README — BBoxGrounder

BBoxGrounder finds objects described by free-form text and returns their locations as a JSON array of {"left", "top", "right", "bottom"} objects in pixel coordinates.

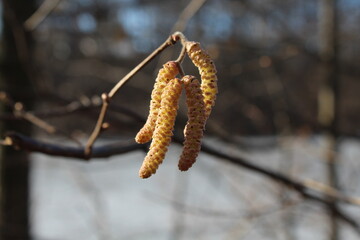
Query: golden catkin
[
  {"left": 178, "top": 76, "right": 206, "bottom": 171},
  {"left": 135, "top": 61, "right": 179, "bottom": 144},
  {"left": 139, "top": 78, "right": 182, "bottom": 178},
  {"left": 186, "top": 41, "right": 218, "bottom": 118}
]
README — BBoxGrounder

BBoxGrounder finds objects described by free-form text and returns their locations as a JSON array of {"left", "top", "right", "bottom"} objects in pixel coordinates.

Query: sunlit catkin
[
  {"left": 178, "top": 76, "right": 206, "bottom": 171},
  {"left": 135, "top": 61, "right": 179, "bottom": 144},
  {"left": 139, "top": 78, "right": 182, "bottom": 178},
  {"left": 186, "top": 41, "right": 218, "bottom": 118}
]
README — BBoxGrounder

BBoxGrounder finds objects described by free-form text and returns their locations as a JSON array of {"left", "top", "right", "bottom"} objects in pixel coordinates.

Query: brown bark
[{"left": 0, "top": 0, "right": 36, "bottom": 239}]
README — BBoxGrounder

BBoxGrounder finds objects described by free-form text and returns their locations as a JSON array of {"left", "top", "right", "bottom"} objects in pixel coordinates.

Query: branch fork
[{"left": 84, "top": 32, "right": 189, "bottom": 158}]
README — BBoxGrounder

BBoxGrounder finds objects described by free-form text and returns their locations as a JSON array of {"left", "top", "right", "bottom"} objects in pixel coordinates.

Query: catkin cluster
[{"left": 135, "top": 40, "right": 218, "bottom": 178}]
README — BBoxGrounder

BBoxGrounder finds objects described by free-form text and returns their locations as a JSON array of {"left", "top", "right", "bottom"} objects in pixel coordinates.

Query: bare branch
[
  {"left": 2, "top": 130, "right": 360, "bottom": 232},
  {"left": 3, "top": 131, "right": 360, "bottom": 211},
  {"left": 84, "top": 32, "right": 189, "bottom": 157},
  {"left": 3, "top": 132, "right": 146, "bottom": 159}
]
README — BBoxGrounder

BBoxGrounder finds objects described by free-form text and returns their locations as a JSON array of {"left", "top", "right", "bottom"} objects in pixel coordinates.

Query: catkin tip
[
  {"left": 178, "top": 163, "right": 191, "bottom": 172},
  {"left": 139, "top": 168, "right": 152, "bottom": 178}
]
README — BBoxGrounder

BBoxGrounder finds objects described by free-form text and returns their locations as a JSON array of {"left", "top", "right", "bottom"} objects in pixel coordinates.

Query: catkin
[
  {"left": 178, "top": 76, "right": 206, "bottom": 171},
  {"left": 139, "top": 78, "right": 182, "bottom": 178},
  {"left": 186, "top": 41, "right": 218, "bottom": 118},
  {"left": 135, "top": 61, "right": 179, "bottom": 144}
]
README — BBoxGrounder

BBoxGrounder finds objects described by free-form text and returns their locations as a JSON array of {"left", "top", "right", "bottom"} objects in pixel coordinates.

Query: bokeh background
[{"left": 0, "top": 0, "right": 360, "bottom": 239}]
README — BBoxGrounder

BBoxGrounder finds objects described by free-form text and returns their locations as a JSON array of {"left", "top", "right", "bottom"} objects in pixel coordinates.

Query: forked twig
[{"left": 0, "top": 91, "right": 82, "bottom": 146}]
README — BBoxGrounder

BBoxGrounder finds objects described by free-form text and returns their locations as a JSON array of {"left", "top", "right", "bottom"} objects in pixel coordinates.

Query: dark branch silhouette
[
  {"left": 2, "top": 131, "right": 360, "bottom": 233},
  {"left": 3, "top": 132, "right": 147, "bottom": 159}
]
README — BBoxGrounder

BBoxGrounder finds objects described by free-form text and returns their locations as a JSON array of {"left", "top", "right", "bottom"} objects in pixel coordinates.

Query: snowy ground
[{"left": 30, "top": 136, "right": 360, "bottom": 240}]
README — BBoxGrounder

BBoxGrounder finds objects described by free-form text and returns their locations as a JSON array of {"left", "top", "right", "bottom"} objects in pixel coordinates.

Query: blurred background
[{"left": 0, "top": 0, "right": 360, "bottom": 239}]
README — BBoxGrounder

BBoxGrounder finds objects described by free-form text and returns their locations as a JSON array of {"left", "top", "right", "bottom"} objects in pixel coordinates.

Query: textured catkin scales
[
  {"left": 178, "top": 76, "right": 206, "bottom": 171},
  {"left": 186, "top": 41, "right": 218, "bottom": 118},
  {"left": 135, "top": 61, "right": 179, "bottom": 144},
  {"left": 139, "top": 78, "right": 182, "bottom": 178}
]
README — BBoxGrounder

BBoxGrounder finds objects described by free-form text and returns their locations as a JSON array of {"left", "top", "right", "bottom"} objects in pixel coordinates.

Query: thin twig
[
  {"left": 176, "top": 46, "right": 187, "bottom": 64},
  {"left": 84, "top": 32, "right": 187, "bottom": 157},
  {"left": 176, "top": 62, "right": 185, "bottom": 78},
  {"left": 12, "top": 101, "right": 56, "bottom": 134},
  {"left": 153, "top": 192, "right": 300, "bottom": 219},
  {"left": 174, "top": 33, "right": 187, "bottom": 78},
  {"left": 303, "top": 179, "right": 360, "bottom": 206},
  {"left": 108, "top": 34, "right": 179, "bottom": 98},
  {"left": 24, "top": 0, "right": 62, "bottom": 31},
  {"left": 84, "top": 93, "right": 109, "bottom": 157},
  {"left": 155, "top": 0, "right": 207, "bottom": 68},
  {"left": 20, "top": 111, "right": 56, "bottom": 134},
  {"left": 173, "top": 31, "right": 188, "bottom": 63},
  {"left": 1, "top": 92, "right": 82, "bottom": 146},
  {"left": 171, "top": 0, "right": 209, "bottom": 33}
]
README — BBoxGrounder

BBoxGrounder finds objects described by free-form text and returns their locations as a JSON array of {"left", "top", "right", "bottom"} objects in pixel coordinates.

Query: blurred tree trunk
[
  {"left": 318, "top": 0, "right": 340, "bottom": 240},
  {"left": 0, "top": 0, "right": 36, "bottom": 239}
]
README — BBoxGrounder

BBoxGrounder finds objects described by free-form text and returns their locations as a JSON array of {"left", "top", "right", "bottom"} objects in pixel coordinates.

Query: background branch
[
  {"left": 171, "top": 0, "right": 209, "bottom": 33},
  {"left": 3, "top": 131, "right": 360, "bottom": 210},
  {"left": 2, "top": 130, "right": 360, "bottom": 233},
  {"left": 24, "top": 0, "right": 62, "bottom": 31},
  {"left": 3, "top": 132, "right": 147, "bottom": 159}
]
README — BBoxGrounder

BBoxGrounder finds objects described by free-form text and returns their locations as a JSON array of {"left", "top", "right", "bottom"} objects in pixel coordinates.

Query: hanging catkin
[
  {"left": 186, "top": 41, "right": 218, "bottom": 119},
  {"left": 135, "top": 61, "right": 179, "bottom": 144},
  {"left": 139, "top": 78, "right": 182, "bottom": 178},
  {"left": 178, "top": 75, "right": 206, "bottom": 171}
]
